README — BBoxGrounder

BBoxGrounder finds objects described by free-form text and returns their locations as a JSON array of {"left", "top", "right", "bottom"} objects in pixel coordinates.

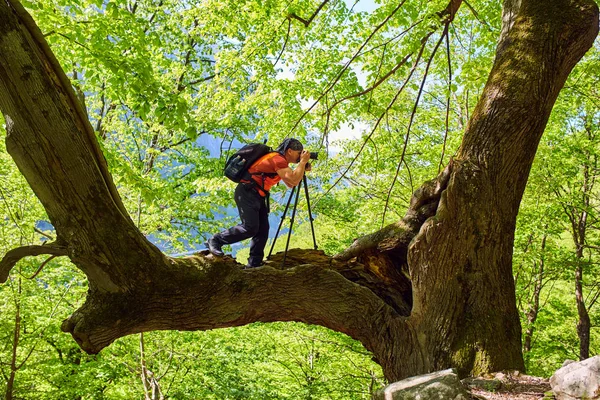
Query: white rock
[
  {"left": 374, "top": 369, "right": 470, "bottom": 400},
  {"left": 550, "top": 355, "right": 600, "bottom": 400}
]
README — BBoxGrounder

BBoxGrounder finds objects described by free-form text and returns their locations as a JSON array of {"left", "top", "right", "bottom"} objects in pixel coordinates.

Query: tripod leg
[
  {"left": 282, "top": 178, "right": 302, "bottom": 268},
  {"left": 268, "top": 186, "right": 296, "bottom": 259},
  {"left": 303, "top": 175, "right": 318, "bottom": 250}
]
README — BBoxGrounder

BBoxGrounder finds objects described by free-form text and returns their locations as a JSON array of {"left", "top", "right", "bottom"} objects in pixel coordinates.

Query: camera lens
[{"left": 309, "top": 152, "right": 318, "bottom": 160}]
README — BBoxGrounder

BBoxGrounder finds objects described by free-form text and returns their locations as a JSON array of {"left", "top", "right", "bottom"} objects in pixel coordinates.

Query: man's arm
[{"left": 278, "top": 151, "right": 310, "bottom": 187}]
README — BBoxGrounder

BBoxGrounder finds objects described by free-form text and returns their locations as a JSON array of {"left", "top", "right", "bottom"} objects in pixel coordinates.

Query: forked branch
[
  {"left": 288, "top": 0, "right": 331, "bottom": 27},
  {"left": 0, "top": 243, "right": 68, "bottom": 283}
]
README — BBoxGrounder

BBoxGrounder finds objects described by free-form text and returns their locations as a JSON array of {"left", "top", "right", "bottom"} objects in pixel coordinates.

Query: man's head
[{"left": 277, "top": 138, "right": 304, "bottom": 163}]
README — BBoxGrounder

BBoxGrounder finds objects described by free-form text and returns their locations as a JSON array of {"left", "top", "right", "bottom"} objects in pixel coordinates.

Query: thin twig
[
  {"left": 16, "top": 277, "right": 76, "bottom": 370},
  {"left": 34, "top": 227, "right": 54, "bottom": 241},
  {"left": 360, "top": 19, "right": 423, "bottom": 57},
  {"left": 367, "top": 44, "right": 387, "bottom": 113},
  {"left": 312, "top": 38, "right": 428, "bottom": 208},
  {"left": 330, "top": 52, "right": 413, "bottom": 112},
  {"left": 274, "top": 18, "right": 292, "bottom": 67},
  {"left": 56, "top": 31, "right": 91, "bottom": 51},
  {"left": 187, "top": 75, "right": 216, "bottom": 86},
  {"left": 463, "top": 0, "right": 494, "bottom": 31},
  {"left": 0, "top": 186, "right": 28, "bottom": 240},
  {"left": 22, "top": 255, "right": 56, "bottom": 280},
  {"left": 288, "top": 0, "right": 409, "bottom": 136}
]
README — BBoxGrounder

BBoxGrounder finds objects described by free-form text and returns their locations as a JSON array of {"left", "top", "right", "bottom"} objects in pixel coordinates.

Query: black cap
[{"left": 276, "top": 138, "right": 303, "bottom": 155}]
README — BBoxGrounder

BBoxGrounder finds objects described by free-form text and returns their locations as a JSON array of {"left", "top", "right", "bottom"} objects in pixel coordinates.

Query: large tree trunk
[
  {"left": 0, "top": 0, "right": 598, "bottom": 382},
  {"left": 385, "top": 0, "right": 598, "bottom": 377}
]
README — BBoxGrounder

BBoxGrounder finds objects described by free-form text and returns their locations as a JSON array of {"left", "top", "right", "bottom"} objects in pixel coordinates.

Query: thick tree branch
[
  {"left": 4, "top": 0, "right": 130, "bottom": 221},
  {"left": 58, "top": 250, "right": 418, "bottom": 378},
  {"left": 0, "top": 243, "right": 68, "bottom": 283}
]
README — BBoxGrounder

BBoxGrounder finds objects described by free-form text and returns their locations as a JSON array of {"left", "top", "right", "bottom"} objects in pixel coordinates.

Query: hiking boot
[
  {"left": 206, "top": 237, "right": 224, "bottom": 257},
  {"left": 244, "top": 261, "right": 265, "bottom": 269}
]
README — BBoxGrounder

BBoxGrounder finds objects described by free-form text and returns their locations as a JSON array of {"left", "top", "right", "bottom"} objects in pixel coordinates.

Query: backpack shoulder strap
[{"left": 249, "top": 152, "right": 282, "bottom": 177}]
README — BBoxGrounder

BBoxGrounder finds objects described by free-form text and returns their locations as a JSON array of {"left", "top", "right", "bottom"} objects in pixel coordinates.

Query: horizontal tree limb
[{"left": 59, "top": 250, "right": 414, "bottom": 366}]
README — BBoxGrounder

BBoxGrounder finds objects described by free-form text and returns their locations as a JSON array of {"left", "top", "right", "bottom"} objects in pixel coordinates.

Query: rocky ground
[{"left": 465, "top": 372, "right": 552, "bottom": 400}]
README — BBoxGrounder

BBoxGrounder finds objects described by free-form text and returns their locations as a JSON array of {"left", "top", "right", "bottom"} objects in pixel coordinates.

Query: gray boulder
[
  {"left": 373, "top": 369, "right": 470, "bottom": 400},
  {"left": 550, "top": 355, "right": 600, "bottom": 400}
]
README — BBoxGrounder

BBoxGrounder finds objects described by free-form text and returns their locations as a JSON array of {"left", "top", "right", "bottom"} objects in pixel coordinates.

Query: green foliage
[{"left": 1, "top": 0, "right": 600, "bottom": 396}]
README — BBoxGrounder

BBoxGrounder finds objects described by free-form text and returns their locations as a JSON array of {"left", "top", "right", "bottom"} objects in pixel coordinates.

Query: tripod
[{"left": 267, "top": 175, "right": 317, "bottom": 267}]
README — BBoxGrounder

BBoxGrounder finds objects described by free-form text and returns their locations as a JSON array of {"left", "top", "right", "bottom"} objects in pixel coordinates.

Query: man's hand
[
  {"left": 305, "top": 162, "right": 312, "bottom": 172},
  {"left": 299, "top": 150, "right": 310, "bottom": 164}
]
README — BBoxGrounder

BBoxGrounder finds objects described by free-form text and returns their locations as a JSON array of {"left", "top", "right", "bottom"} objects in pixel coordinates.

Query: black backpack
[{"left": 224, "top": 143, "right": 278, "bottom": 184}]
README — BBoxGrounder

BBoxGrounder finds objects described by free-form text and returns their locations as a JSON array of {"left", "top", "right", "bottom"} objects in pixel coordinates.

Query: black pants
[{"left": 215, "top": 183, "right": 269, "bottom": 267}]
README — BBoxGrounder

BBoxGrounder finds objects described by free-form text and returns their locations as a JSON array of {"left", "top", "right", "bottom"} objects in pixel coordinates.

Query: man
[{"left": 207, "top": 138, "right": 311, "bottom": 268}]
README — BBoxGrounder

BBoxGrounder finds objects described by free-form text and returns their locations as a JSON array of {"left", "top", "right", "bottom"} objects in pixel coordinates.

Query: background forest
[{"left": 0, "top": 0, "right": 599, "bottom": 398}]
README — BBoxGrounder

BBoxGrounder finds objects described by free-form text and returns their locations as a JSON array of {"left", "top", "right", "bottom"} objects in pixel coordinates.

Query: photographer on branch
[{"left": 207, "top": 138, "right": 313, "bottom": 268}]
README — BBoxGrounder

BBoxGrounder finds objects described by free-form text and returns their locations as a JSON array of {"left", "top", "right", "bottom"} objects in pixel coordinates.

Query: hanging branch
[
  {"left": 381, "top": 26, "right": 448, "bottom": 228},
  {"left": 439, "top": 27, "right": 453, "bottom": 173},
  {"left": 274, "top": 18, "right": 292, "bottom": 67},
  {"left": 367, "top": 45, "right": 388, "bottom": 113},
  {"left": 22, "top": 255, "right": 57, "bottom": 280},
  {"left": 289, "top": 0, "right": 463, "bottom": 137},
  {"left": 312, "top": 38, "right": 428, "bottom": 208},
  {"left": 319, "top": 94, "right": 332, "bottom": 150},
  {"left": 289, "top": 0, "right": 409, "bottom": 135},
  {"left": 368, "top": 135, "right": 381, "bottom": 190},
  {"left": 288, "top": 0, "right": 331, "bottom": 28}
]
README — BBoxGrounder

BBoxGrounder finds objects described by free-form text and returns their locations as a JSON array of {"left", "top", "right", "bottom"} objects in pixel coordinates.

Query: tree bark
[
  {"left": 523, "top": 234, "right": 547, "bottom": 353},
  {"left": 562, "top": 132, "right": 595, "bottom": 360},
  {"left": 575, "top": 261, "right": 591, "bottom": 360},
  {"left": 0, "top": 0, "right": 598, "bottom": 382}
]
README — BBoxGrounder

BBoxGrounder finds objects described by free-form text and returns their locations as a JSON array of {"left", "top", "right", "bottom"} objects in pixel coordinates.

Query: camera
[{"left": 295, "top": 151, "right": 319, "bottom": 163}]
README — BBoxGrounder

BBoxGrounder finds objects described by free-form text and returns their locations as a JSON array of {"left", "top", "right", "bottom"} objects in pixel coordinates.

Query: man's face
[{"left": 285, "top": 148, "right": 302, "bottom": 163}]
